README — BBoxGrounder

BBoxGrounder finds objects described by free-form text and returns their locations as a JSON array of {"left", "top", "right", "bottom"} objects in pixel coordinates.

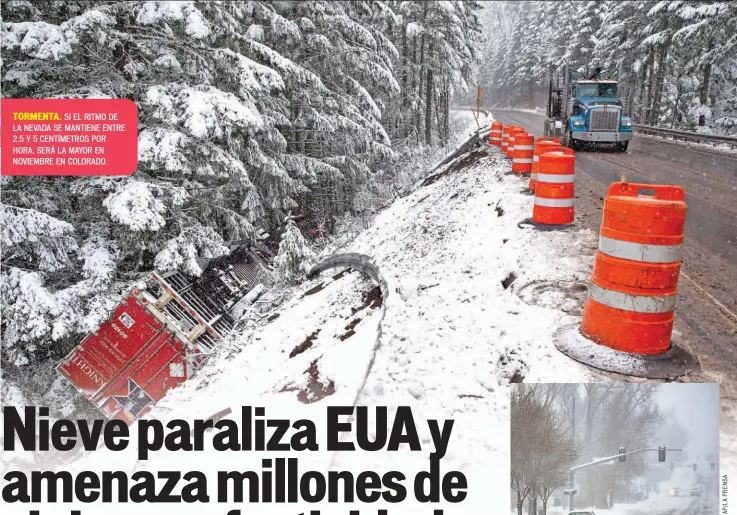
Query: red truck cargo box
[
  {"left": 56, "top": 244, "right": 273, "bottom": 423},
  {"left": 57, "top": 293, "right": 190, "bottom": 422}
]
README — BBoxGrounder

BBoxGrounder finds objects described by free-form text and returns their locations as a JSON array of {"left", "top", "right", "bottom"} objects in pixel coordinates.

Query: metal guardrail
[
  {"left": 633, "top": 124, "right": 737, "bottom": 149},
  {"left": 307, "top": 253, "right": 389, "bottom": 301}
]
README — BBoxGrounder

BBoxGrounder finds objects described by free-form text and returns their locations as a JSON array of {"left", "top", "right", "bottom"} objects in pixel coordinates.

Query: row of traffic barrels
[
  {"left": 490, "top": 121, "right": 574, "bottom": 224},
  {"left": 488, "top": 120, "right": 688, "bottom": 358}
]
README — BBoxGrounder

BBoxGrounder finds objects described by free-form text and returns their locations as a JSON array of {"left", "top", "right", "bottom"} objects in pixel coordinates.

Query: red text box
[{"left": 1, "top": 98, "right": 138, "bottom": 176}]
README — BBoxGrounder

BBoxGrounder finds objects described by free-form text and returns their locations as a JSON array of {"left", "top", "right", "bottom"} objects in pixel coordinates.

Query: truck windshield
[{"left": 577, "top": 83, "right": 617, "bottom": 98}]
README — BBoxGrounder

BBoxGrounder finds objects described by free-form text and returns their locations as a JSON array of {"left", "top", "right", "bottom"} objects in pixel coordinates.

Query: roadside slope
[{"left": 17, "top": 134, "right": 600, "bottom": 515}]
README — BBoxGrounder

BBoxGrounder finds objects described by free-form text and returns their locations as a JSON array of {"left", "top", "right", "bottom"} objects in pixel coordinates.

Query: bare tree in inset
[
  {"left": 536, "top": 429, "right": 579, "bottom": 515},
  {"left": 512, "top": 385, "right": 579, "bottom": 515},
  {"left": 579, "top": 384, "right": 662, "bottom": 508}
]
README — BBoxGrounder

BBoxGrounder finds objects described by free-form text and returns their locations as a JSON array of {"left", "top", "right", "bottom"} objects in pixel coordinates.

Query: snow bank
[{"left": 329, "top": 145, "right": 596, "bottom": 513}]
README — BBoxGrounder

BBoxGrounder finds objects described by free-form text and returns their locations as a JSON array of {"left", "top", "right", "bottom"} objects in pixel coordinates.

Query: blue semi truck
[{"left": 543, "top": 63, "right": 633, "bottom": 152}]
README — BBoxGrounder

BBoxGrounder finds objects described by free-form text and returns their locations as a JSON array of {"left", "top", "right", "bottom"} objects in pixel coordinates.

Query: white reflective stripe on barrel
[
  {"left": 588, "top": 283, "right": 677, "bottom": 314},
  {"left": 533, "top": 155, "right": 539, "bottom": 162},
  {"left": 536, "top": 173, "right": 575, "bottom": 183},
  {"left": 530, "top": 172, "right": 537, "bottom": 181},
  {"left": 533, "top": 197, "right": 574, "bottom": 207},
  {"left": 512, "top": 158, "right": 533, "bottom": 164},
  {"left": 599, "top": 235, "right": 683, "bottom": 264},
  {"left": 514, "top": 145, "right": 534, "bottom": 150}
]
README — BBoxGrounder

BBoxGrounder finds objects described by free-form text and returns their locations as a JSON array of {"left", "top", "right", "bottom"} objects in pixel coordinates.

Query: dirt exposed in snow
[
  {"left": 356, "top": 285, "right": 383, "bottom": 312},
  {"left": 494, "top": 199, "right": 505, "bottom": 216},
  {"left": 420, "top": 147, "right": 488, "bottom": 187},
  {"left": 290, "top": 329, "right": 320, "bottom": 358},
  {"left": 302, "top": 281, "right": 326, "bottom": 296},
  {"left": 280, "top": 358, "right": 336, "bottom": 404},
  {"left": 298, "top": 359, "right": 337, "bottom": 403},
  {"left": 501, "top": 271, "right": 517, "bottom": 289},
  {"left": 331, "top": 268, "right": 349, "bottom": 280},
  {"left": 340, "top": 318, "right": 362, "bottom": 341}
]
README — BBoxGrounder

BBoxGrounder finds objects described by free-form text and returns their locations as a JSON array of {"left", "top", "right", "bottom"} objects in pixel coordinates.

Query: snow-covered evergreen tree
[
  {"left": 479, "top": 1, "right": 736, "bottom": 134},
  {"left": 0, "top": 1, "right": 484, "bottom": 369},
  {"left": 390, "top": 1, "right": 484, "bottom": 144},
  {"left": 273, "top": 217, "right": 317, "bottom": 286}
]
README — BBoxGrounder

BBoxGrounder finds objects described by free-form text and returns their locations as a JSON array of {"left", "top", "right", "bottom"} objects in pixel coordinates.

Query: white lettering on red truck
[
  {"left": 110, "top": 322, "right": 128, "bottom": 339},
  {"left": 70, "top": 353, "right": 106, "bottom": 386}
]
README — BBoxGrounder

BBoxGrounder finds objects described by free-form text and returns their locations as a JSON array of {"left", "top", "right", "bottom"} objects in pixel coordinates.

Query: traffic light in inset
[
  {"left": 619, "top": 446, "right": 626, "bottom": 462},
  {"left": 658, "top": 446, "right": 666, "bottom": 462},
  {"left": 693, "top": 463, "right": 697, "bottom": 471}
]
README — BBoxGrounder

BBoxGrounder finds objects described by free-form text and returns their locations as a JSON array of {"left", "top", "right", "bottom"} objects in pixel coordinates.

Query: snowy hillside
[
  {"left": 3, "top": 112, "right": 735, "bottom": 514},
  {"left": 3, "top": 112, "right": 604, "bottom": 515}
]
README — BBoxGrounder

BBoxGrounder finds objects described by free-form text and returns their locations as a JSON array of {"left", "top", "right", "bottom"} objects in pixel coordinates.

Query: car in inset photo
[{"left": 669, "top": 487, "right": 681, "bottom": 496}]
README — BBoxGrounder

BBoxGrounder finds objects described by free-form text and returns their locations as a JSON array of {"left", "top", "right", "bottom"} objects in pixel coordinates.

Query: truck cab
[{"left": 545, "top": 64, "right": 633, "bottom": 152}]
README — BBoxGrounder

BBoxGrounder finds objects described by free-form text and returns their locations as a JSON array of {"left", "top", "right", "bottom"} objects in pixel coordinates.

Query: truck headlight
[
  {"left": 573, "top": 120, "right": 585, "bottom": 127},
  {"left": 622, "top": 120, "right": 632, "bottom": 127}
]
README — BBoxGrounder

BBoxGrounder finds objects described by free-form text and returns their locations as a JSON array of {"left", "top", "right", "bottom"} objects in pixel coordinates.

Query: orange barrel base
[
  {"left": 532, "top": 203, "right": 574, "bottom": 224},
  {"left": 580, "top": 296, "right": 673, "bottom": 355}
]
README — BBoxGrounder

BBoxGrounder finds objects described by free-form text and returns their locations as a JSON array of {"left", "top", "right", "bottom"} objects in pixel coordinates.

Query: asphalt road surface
[{"left": 492, "top": 109, "right": 737, "bottom": 462}]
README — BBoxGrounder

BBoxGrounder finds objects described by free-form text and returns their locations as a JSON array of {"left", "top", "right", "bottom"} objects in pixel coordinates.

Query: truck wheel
[{"left": 616, "top": 141, "right": 630, "bottom": 152}]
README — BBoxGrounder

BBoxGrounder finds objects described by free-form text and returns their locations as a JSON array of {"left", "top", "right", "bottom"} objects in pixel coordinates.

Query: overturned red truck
[{"left": 56, "top": 243, "right": 273, "bottom": 424}]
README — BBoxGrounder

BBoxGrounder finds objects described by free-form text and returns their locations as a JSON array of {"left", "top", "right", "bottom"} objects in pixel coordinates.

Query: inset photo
[{"left": 510, "top": 383, "right": 719, "bottom": 515}]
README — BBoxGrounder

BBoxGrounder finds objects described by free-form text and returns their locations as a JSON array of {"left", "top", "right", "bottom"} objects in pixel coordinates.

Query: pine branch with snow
[{"left": 273, "top": 219, "right": 317, "bottom": 286}]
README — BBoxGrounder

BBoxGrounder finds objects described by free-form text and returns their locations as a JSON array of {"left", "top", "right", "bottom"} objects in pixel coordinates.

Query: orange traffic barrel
[
  {"left": 489, "top": 121, "right": 503, "bottom": 146},
  {"left": 529, "top": 138, "right": 561, "bottom": 191},
  {"left": 501, "top": 126, "right": 511, "bottom": 152},
  {"left": 532, "top": 149, "right": 575, "bottom": 225},
  {"left": 580, "top": 183, "right": 687, "bottom": 355},
  {"left": 506, "top": 128, "right": 525, "bottom": 159},
  {"left": 502, "top": 125, "right": 519, "bottom": 153},
  {"left": 511, "top": 133, "right": 534, "bottom": 173}
]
